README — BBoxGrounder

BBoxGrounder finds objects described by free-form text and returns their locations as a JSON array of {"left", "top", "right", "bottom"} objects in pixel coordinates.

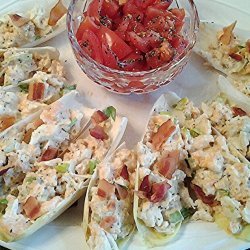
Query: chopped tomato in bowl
[{"left": 67, "top": 0, "right": 199, "bottom": 93}]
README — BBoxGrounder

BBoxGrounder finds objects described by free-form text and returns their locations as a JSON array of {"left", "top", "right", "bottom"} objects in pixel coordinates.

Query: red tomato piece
[
  {"left": 153, "top": 0, "right": 173, "bottom": 10},
  {"left": 87, "top": 0, "right": 104, "bottom": 22},
  {"left": 101, "top": 0, "right": 120, "bottom": 18},
  {"left": 119, "top": 52, "right": 144, "bottom": 71},
  {"left": 101, "top": 44, "right": 119, "bottom": 69},
  {"left": 127, "top": 20, "right": 146, "bottom": 33},
  {"left": 170, "top": 8, "right": 185, "bottom": 21},
  {"left": 76, "top": 16, "right": 100, "bottom": 41},
  {"left": 145, "top": 30, "right": 164, "bottom": 47},
  {"left": 127, "top": 31, "right": 151, "bottom": 53},
  {"left": 99, "top": 26, "right": 133, "bottom": 59},
  {"left": 123, "top": 0, "right": 144, "bottom": 22},
  {"left": 115, "top": 17, "right": 131, "bottom": 40},
  {"left": 80, "top": 29, "right": 104, "bottom": 64},
  {"left": 145, "top": 16, "right": 169, "bottom": 33},
  {"left": 135, "top": 0, "right": 156, "bottom": 9}
]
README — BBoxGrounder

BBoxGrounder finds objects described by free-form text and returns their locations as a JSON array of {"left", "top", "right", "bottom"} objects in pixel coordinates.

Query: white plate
[{"left": 2, "top": 0, "right": 250, "bottom": 249}]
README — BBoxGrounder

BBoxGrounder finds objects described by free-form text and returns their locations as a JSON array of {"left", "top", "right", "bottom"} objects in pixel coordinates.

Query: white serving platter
[{"left": 1, "top": 0, "right": 250, "bottom": 249}]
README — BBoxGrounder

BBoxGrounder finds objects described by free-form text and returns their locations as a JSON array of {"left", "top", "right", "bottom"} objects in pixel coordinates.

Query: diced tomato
[
  {"left": 87, "top": 0, "right": 104, "bottom": 22},
  {"left": 97, "top": 179, "right": 115, "bottom": 198},
  {"left": 192, "top": 184, "right": 219, "bottom": 207},
  {"left": 232, "top": 107, "right": 247, "bottom": 117},
  {"left": 127, "top": 32, "right": 151, "bottom": 53},
  {"left": 127, "top": 20, "right": 146, "bottom": 33},
  {"left": 150, "top": 181, "right": 170, "bottom": 203},
  {"left": 98, "top": 26, "right": 133, "bottom": 60},
  {"left": 91, "top": 110, "right": 108, "bottom": 124},
  {"left": 89, "top": 125, "right": 109, "bottom": 140},
  {"left": 76, "top": 16, "right": 100, "bottom": 41},
  {"left": 145, "top": 6, "right": 165, "bottom": 20},
  {"left": 135, "top": 0, "right": 156, "bottom": 9},
  {"left": 76, "top": 0, "right": 185, "bottom": 71},
  {"left": 139, "top": 175, "right": 151, "bottom": 194},
  {"left": 151, "top": 119, "right": 176, "bottom": 150},
  {"left": 23, "top": 196, "right": 41, "bottom": 220},
  {"left": 40, "top": 147, "right": 58, "bottom": 161},
  {"left": 175, "top": 19, "right": 184, "bottom": 33},
  {"left": 115, "top": 183, "right": 128, "bottom": 199},
  {"left": 128, "top": 80, "right": 146, "bottom": 88},
  {"left": 80, "top": 29, "right": 103, "bottom": 64},
  {"left": 146, "top": 41, "right": 174, "bottom": 68},
  {"left": 152, "top": 0, "right": 173, "bottom": 10},
  {"left": 101, "top": 0, "right": 120, "bottom": 18},
  {"left": 0, "top": 116, "right": 15, "bottom": 132},
  {"left": 171, "top": 8, "right": 185, "bottom": 21},
  {"left": 28, "top": 82, "right": 45, "bottom": 101},
  {"left": 145, "top": 16, "right": 169, "bottom": 33},
  {"left": 120, "top": 165, "right": 129, "bottom": 180},
  {"left": 146, "top": 30, "right": 164, "bottom": 47},
  {"left": 123, "top": 0, "right": 144, "bottom": 22},
  {"left": 101, "top": 44, "right": 119, "bottom": 69},
  {"left": 100, "top": 216, "right": 117, "bottom": 229},
  {"left": 115, "top": 17, "right": 131, "bottom": 40}
]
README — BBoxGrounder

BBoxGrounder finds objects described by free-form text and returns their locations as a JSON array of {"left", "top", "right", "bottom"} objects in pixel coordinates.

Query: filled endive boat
[
  {"left": 0, "top": 0, "right": 69, "bottom": 49},
  {"left": 0, "top": 46, "right": 64, "bottom": 86},
  {"left": 194, "top": 21, "right": 250, "bottom": 99},
  {"left": 0, "top": 46, "right": 74, "bottom": 133},
  {"left": 167, "top": 93, "right": 250, "bottom": 241},
  {"left": 83, "top": 143, "right": 137, "bottom": 250},
  {"left": 133, "top": 94, "right": 195, "bottom": 247},
  {"left": 202, "top": 77, "right": 250, "bottom": 161},
  {"left": 0, "top": 91, "right": 93, "bottom": 242}
]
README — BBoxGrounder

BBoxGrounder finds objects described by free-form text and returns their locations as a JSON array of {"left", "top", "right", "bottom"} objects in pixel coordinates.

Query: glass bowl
[{"left": 67, "top": 0, "right": 199, "bottom": 94}]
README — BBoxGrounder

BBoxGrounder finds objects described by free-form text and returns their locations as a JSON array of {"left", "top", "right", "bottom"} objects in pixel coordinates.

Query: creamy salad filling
[
  {"left": 202, "top": 97, "right": 250, "bottom": 159},
  {"left": 0, "top": 48, "right": 64, "bottom": 86},
  {"left": 136, "top": 111, "right": 194, "bottom": 235},
  {"left": 171, "top": 97, "right": 250, "bottom": 235},
  {"left": 64, "top": 107, "right": 118, "bottom": 176},
  {"left": 0, "top": 4, "right": 66, "bottom": 49},
  {"left": 87, "top": 148, "right": 136, "bottom": 250}
]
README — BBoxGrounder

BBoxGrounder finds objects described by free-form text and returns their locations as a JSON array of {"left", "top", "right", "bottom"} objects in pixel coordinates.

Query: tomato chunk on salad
[{"left": 76, "top": 0, "right": 187, "bottom": 71}]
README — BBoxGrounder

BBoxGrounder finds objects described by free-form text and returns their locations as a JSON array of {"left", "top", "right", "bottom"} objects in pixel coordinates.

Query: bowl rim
[{"left": 67, "top": 0, "right": 200, "bottom": 76}]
